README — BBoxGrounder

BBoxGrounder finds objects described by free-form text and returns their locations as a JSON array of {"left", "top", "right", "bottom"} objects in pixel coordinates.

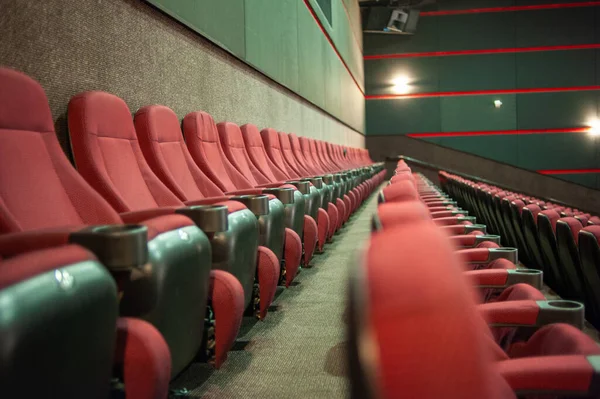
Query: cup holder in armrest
[
  {"left": 261, "top": 188, "right": 295, "bottom": 204},
  {"left": 458, "top": 216, "right": 477, "bottom": 224},
  {"left": 506, "top": 269, "right": 543, "bottom": 289},
  {"left": 322, "top": 174, "right": 334, "bottom": 185},
  {"left": 465, "top": 224, "right": 487, "bottom": 234},
  {"left": 333, "top": 174, "right": 342, "bottom": 183},
  {"left": 287, "top": 180, "right": 310, "bottom": 194},
  {"left": 537, "top": 300, "right": 584, "bottom": 329},
  {"left": 69, "top": 225, "right": 148, "bottom": 271},
  {"left": 475, "top": 235, "right": 500, "bottom": 246},
  {"left": 229, "top": 195, "right": 269, "bottom": 216},
  {"left": 450, "top": 210, "right": 468, "bottom": 216},
  {"left": 302, "top": 177, "right": 323, "bottom": 189},
  {"left": 176, "top": 205, "right": 228, "bottom": 233},
  {"left": 488, "top": 247, "right": 518, "bottom": 264}
]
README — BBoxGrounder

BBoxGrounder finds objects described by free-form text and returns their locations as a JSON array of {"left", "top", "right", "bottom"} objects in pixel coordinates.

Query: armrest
[
  {"left": 457, "top": 247, "right": 518, "bottom": 265},
  {"left": 440, "top": 224, "right": 487, "bottom": 235},
  {"left": 0, "top": 228, "right": 78, "bottom": 258},
  {"left": 497, "top": 355, "right": 600, "bottom": 397},
  {"left": 479, "top": 300, "right": 584, "bottom": 329},
  {"left": 184, "top": 196, "right": 235, "bottom": 206},
  {"left": 434, "top": 216, "right": 476, "bottom": 226},
  {"left": 465, "top": 269, "right": 543, "bottom": 289},
  {"left": 119, "top": 207, "right": 179, "bottom": 224}
]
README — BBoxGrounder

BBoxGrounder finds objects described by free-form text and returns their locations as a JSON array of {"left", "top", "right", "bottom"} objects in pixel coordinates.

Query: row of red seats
[
  {"left": 439, "top": 171, "right": 600, "bottom": 330},
  {"left": 346, "top": 160, "right": 600, "bottom": 398},
  {"left": 0, "top": 68, "right": 386, "bottom": 398}
]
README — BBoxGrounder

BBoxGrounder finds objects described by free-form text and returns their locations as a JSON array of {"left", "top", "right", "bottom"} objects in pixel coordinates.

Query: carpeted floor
[{"left": 171, "top": 192, "right": 378, "bottom": 398}]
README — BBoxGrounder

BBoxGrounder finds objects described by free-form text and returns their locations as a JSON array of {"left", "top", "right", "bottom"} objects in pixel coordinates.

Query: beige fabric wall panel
[{"left": 0, "top": 0, "right": 364, "bottom": 152}]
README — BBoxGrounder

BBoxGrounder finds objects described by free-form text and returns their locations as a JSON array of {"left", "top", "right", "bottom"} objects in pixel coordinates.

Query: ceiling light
[
  {"left": 588, "top": 119, "right": 600, "bottom": 136},
  {"left": 391, "top": 77, "right": 411, "bottom": 94},
  {"left": 494, "top": 100, "right": 502, "bottom": 108}
]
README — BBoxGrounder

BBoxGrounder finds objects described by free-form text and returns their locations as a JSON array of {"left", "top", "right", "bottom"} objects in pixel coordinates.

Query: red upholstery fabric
[
  {"left": 0, "top": 69, "right": 121, "bottom": 233},
  {"left": 289, "top": 133, "right": 320, "bottom": 176},
  {"left": 377, "top": 201, "right": 431, "bottom": 228},
  {"left": 240, "top": 124, "right": 288, "bottom": 182},
  {"left": 137, "top": 214, "right": 196, "bottom": 241},
  {"left": 478, "top": 300, "right": 540, "bottom": 326},
  {"left": 183, "top": 112, "right": 254, "bottom": 192},
  {"left": 464, "top": 269, "right": 509, "bottom": 287},
  {"left": 0, "top": 244, "right": 95, "bottom": 289},
  {"left": 581, "top": 225, "right": 600, "bottom": 242},
  {"left": 539, "top": 209, "right": 560, "bottom": 232},
  {"left": 134, "top": 105, "right": 225, "bottom": 200},
  {"left": 524, "top": 204, "right": 543, "bottom": 225},
  {"left": 218, "top": 122, "right": 271, "bottom": 186},
  {"left": 508, "top": 323, "right": 600, "bottom": 358},
  {"left": 381, "top": 181, "right": 419, "bottom": 203},
  {"left": 303, "top": 215, "right": 317, "bottom": 265},
  {"left": 68, "top": 92, "right": 184, "bottom": 213},
  {"left": 363, "top": 222, "right": 514, "bottom": 399},
  {"left": 209, "top": 270, "right": 244, "bottom": 368},
  {"left": 284, "top": 228, "right": 302, "bottom": 286},
  {"left": 278, "top": 132, "right": 308, "bottom": 177},
  {"left": 0, "top": 228, "right": 78, "bottom": 258},
  {"left": 114, "top": 318, "right": 171, "bottom": 399},
  {"left": 256, "top": 246, "right": 280, "bottom": 319},
  {"left": 260, "top": 128, "right": 297, "bottom": 179},
  {"left": 184, "top": 198, "right": 248, "bottom": 214},
  {"left": 316, "top": 208, "right": 329, "bottom": 252}
]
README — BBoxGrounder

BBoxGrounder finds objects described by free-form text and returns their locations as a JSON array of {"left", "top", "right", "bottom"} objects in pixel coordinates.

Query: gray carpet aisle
[{"left": 172, "top": 192, "right": 378, "bottom": 398}]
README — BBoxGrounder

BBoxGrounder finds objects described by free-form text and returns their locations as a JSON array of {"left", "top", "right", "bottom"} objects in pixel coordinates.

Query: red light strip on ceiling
[
  {"left": 538, "top": 168, "right": 600, "bottom": 175},
  {"left": 421, "top": 1, "right": 600, "bottom": 16},
  {"left": 364, "top": 43, "right": 600, "bottom": 60},
  {"left": 303, "top": 0, "right": 364, "bottom": 95},
  {"left": 366, "top": 85, "right": 600, "bottom": 100},
  {"left": 407, "top": 127, "right": 591, "bottom": 138}
]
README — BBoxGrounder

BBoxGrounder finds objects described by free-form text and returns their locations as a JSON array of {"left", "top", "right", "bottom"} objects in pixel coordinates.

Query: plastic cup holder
[
  {"left": 304, "top": 177, "right": 323, "bottom": 189},
  {"left": 287, "top": 180, "right": 310, "bottom": 195},
  {"left": 322, "top": 174, "right": 334, "bottom": 185},
  {"left": 229, "top": 195, "right": 269, "bottom": 216},
  {"left": 176, "top": 205, "right": 228, "bottom": 233},
  {"left": 547, "top": 300, "right": 582, "bottom": 309},
  {"left": 70, "top": 224, "right": 149, "bottom": 271},
  {"left": 517, "top": 269, "right": 541, "bottom": 274},
  {"left": 465, "top": 224, "right": 487, "bottom": 234},
  {"left": 261, "top": 187, "right": 295, "bottom": 204}
]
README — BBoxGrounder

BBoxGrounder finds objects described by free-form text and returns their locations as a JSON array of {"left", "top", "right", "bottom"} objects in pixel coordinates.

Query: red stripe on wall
[
  {"left": 364, "top": 44, "right": 600, "bottom": 60},
  {"left": 421, "top": 1, "right": 600, "bottom": 16},
  {"left": 538, "top": 168, "right": 600, "bottom": 175},
  {"left": 366, "top": 85, "right": 600, "bottom": 100},
  {"left": 407, "top": 127, "right": 591, "bottom": 138},
  {"left": 303, "top": 0, "right": 364, "bottom": 95}
]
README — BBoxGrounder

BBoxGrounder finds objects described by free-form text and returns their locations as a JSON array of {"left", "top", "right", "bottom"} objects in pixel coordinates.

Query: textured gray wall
[
  {"left": 0, "top": 0, "right": 365, "bottom": 157},
  {"left": 368, "top": 135, "right": 600, "bottom": 214}
]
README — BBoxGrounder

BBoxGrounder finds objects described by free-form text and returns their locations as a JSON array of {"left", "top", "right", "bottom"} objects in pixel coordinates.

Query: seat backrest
[
  {"left": 290, "top": 133, "right": 319, "bottom": 175},
  {"left": 0, "top": 68, "right": 120, "bottom": 233},
  {"left": 314, "top": 140, "right": 334, "bottom": 171},
  {"left": 299, "top": 136, "right": 324, "bottom": 174},
  {"left": 579, "top": 226, "right": 600, "bottom": 321},
  {"left": 68, "top": 92, "right": 184, "bottom": 213},
  {"left": 240, "top": 124, "right": 287, "bottom": 183},
  {"left": 278, "top": 132, "right": 309, "bottom": 177},
  {"left": 509, "top": 323, "right": 600, "bottom": 358},
  {"left": 260, "top": 128, "right": 297, "bottom": 179},
  {"left": 556, "top": 217, "right": 587, "bottom": 301},
  {"left": 348, "top": 221, "right": 514, "bottom": 399},
  {"left": 217, "top": 122, "right": 269, "bottom": 186},
  {"left": 182, "top": 111, "right": 253, "bottom": 192},
  {"left": 134, "top": 105, "right": 225, "bottom": 202}
]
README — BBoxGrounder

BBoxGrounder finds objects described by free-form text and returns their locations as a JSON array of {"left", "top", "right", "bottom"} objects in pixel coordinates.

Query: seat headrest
[
  {"left": 260, "top": 128, "right": 281, "bottom": 149},
  {"left": 183, "top": 111, "right": 219, "bottom": 143},
  {"left": 134, "top": 105, "right": 184, "bottom": 143},
  {"left": 217, "top": 122, "right": 245, "bottom": 148},
  {"left": 0, "top": 68, "right": 54, "bottom": 133},
  {"left": 69, "top": 91, "right": 136, "bottom": 140},
  {"left": 240, "top": 123, "right": 263, "bottom": 148}
]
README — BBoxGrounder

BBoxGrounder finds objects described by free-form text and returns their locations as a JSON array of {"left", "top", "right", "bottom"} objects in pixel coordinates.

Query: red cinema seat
[
  {"left": 0, "top": 68, "right": 238, "bottom": 375},
  {"left": 133, "top": 105, "right": 301, "bottom": 289}
]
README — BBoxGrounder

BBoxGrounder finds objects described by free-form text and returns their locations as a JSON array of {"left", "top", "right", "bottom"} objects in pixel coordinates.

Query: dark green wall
[
  {"left": 147, "top": 0, "right": 365, "bottom": 133},
  {"left": 364, "top": 1, "right": 600, "bottom": 189}
]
